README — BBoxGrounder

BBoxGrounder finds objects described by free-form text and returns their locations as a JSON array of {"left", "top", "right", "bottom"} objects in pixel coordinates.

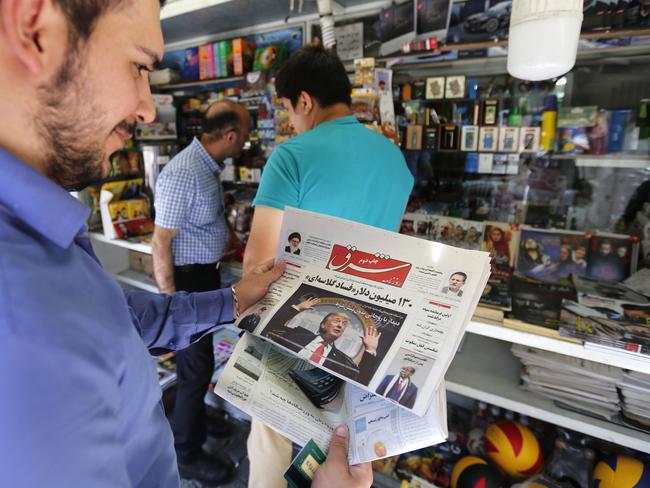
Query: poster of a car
[{"left": 447, "top": 0, "right": 512, "bottom": 44}]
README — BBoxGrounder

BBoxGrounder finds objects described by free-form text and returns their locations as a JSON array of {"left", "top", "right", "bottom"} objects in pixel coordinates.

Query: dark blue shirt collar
[{"left": 0, "top": 148, "right": 90, "bottom": 249}]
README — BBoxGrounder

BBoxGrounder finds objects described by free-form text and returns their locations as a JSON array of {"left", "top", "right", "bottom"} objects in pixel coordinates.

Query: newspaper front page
[
  {"left": 216, "top": 333, "right": 448, "bottom": 464},
  {"left": 236, "top": 208, "right": 491, "bottom": 416}
]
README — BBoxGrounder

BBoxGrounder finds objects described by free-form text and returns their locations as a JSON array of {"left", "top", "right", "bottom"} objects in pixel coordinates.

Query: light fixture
[
  {"left": 317, "top": 0, "right": 337, "bottom": 49},
  {"left": 507, "top": 0, "right": 583, "bottom": 81}
]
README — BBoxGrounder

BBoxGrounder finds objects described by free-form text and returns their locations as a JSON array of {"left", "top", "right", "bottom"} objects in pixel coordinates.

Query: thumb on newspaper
[
  {"left": 312, "top": 425, "right": 373, "bottom": 488},
  {"left": 233, "top": 259, "right": 286, "bottom": 313}
]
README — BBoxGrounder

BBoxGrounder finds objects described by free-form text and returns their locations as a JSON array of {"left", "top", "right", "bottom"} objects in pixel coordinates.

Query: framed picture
[
  {"left": 498, "top": 127, "right": 519, "bottom": 152},
  {"left": 461, "top": 125, "right": 479, "bottom": 151},
  {"left": 438, "top": 124, "right": 460, "bottom": 151},
  {"left": 519, "top": 127, "right": 541, "bottom": 153},
  {"left": 425, "top": 77, "right": 445, "bottom": 100},
  {"left": 479, "top": 127, "right": 498, "bottom": 152},
  {"left": 405, "top": 125, "right": 423, "bottom": 150},
  {"left": 481, "top": 99, "right": 499, "bottom": 126},
  {"left": 445, "top": 75, "right": 466, "bottom": 99}
]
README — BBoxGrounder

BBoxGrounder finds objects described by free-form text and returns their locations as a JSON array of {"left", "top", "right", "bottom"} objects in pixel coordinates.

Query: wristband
[{"left": 231, "top": 285, "right": 241, "bottom": 320}]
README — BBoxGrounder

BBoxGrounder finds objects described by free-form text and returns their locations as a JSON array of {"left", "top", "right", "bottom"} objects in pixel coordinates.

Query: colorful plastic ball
[
  {"left": 452, "top": 456, "right": 503, "bottom": 488},
  {"left": 592, "top": 455, "right": 650, "bottom": 488},
  {"left": 484, "top": 420, "right": 543, "bottom": 479}
]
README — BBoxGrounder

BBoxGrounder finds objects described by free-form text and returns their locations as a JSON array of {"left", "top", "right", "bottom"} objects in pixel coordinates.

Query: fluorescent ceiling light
[{"left": 160, "top": 0, "right": 236, "bottom": 20}]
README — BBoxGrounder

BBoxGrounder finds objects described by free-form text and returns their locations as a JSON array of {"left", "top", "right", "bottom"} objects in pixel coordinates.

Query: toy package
[{"left": 253, "top": 44, "right": 287, "bottom": 71}]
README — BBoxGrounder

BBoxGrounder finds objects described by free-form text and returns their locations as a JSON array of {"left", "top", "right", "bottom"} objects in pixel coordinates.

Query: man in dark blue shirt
[{"left": 0, "top": 1, "right": 372, "bottom": 487}]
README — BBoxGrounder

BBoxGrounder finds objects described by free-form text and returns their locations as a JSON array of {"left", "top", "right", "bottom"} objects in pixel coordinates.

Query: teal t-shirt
[{"left": 253, "top": 116, "right": 414, "bottom": 231}]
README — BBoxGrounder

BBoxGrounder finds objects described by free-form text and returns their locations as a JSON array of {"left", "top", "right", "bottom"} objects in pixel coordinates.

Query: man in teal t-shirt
[{"left": 243, "top": 45, "right": 413, "bottom": 488}]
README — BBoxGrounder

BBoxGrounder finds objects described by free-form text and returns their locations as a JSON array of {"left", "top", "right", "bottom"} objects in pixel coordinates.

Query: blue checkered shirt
[{"left": 155, "top": 137, "right": 227, "bottom": 266}]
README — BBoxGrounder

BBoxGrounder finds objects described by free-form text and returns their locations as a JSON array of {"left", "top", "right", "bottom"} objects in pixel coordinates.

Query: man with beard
[
  {"left": 0, "top": 2, "right": 371, "bottom": 487},
  {"left": 152, "top": 100, "right": 250, "bottom": 483}
]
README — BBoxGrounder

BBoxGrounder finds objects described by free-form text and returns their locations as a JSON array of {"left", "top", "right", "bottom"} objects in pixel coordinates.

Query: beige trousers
[{"left": 247, "top": 420, "right": 293, "bottom": 488}]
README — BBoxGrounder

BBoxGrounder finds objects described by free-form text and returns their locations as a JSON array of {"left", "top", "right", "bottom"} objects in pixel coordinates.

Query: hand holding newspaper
[{"left": 216, "top": 208, "right": 491, "bottom": 463}]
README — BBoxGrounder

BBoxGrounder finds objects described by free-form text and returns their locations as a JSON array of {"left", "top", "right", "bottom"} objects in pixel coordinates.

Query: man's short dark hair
[
  {"left": 54, "top": 1, "right": 166, "bottom": 42},
  {"left": 451, "top": 272, "right": 467, "bottom": 282},
  {"left": 288, "top": 232, "right": 301, "bottom": 242},
  {"left": 276, "top": 45, "right": 351, "bottom": 109},
  {"left": 202, "top": 108, "right": 243, "bottom": 141}
]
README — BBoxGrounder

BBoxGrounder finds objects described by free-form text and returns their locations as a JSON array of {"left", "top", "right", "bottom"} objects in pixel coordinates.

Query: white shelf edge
[
  {"left": 466, "top": 320, "right": 650, "bottom": 375},
  {"left": 571, "top": 154, "right": 650, "bottom": 169},
  {"left": 446, "top": 334, "right": 650, "bottom": 454},
  {"left": 111, "top": 269, "right": 159, "bottom": 293},
  {"left": 89, "top": 232, "right": 152, "bottom": 255}
]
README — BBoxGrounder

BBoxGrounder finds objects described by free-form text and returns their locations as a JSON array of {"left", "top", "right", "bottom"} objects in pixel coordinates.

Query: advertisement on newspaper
[
  {"left": 237, "top": 208, "right": 491, "bottom": 416},
  {"left": 215, "top": 333, "right": 448, "bottom": 464}
]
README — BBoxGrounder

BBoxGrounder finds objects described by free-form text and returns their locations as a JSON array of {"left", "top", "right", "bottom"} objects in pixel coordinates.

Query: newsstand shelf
[
  {"left": 466, "top": 320, "right": 650, "bottom": 375},
  {"left": 445, "top": 334, "right": 650, "bottom": 454},
  {"left": 89, "top": 232, "right": 152, "bottom": 255},
  {"left": 111, "top": 269, "right": 159, "bottom": 293}
]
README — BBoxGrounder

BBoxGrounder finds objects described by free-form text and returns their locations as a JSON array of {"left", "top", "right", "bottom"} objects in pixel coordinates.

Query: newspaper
[
  {"left": 216, "top": 333, "right": 448, "bottom": 464},
  {"left": 233, "top": 208, "right": 491, "bottom": 415}
]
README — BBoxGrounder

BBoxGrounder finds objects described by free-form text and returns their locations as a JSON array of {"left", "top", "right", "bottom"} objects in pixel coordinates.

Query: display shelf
[
  {"left": 569, "top": 153, "right": 650, "bottom": 169},
  {"left": 446, "top": 334, "right": 650, "bottom": 454},
  {"left": 466, "top": 320, "right": 650, "bottom": 375},
  {"left": 155, "top": 75, "right": 244, "bottom": 91},
  {"left": 89, "top": 232, "right": 152, "bottom": 255},
  {"left": 382, "top": 29, "right": 650, "bottom": 63},
  {"left": 388, "top": 43, "right": 650, "bottom": 76},
  {"left": 111, "top": 269, "right": 158, "bottom": 293}
]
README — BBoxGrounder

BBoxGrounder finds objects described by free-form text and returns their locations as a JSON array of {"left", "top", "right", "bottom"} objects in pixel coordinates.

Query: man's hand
[
  {"left": 233, "top": 259, "right": 286, "bottom": 313},
  {"left": 294, "top": 297, "right": 321, "bottom": 311},
  {"left": 360, "top": 325, "right": 381, "bottom": 355},
  {"left": 312, "top": 426, "right": 372, "bottom": 488}
]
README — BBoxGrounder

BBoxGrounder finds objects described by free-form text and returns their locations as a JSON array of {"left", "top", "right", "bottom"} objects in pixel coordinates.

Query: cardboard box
[
  {"left": 232, "top": 38, "right": 244, "bottom": 76},
  {"left": 198, "top": 44, "right": 215, "bottom": 80},
  {"left": 129, "top": 251, "right": 154, "bottom": 277}
]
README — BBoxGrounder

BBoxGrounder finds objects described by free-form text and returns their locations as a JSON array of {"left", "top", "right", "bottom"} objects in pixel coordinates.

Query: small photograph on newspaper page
[
  {"left": 260, "top": 283, "right": 406, "bottom": 386},
  {"left": 374, "top": 348, "right": 432, "bottom": 409}
]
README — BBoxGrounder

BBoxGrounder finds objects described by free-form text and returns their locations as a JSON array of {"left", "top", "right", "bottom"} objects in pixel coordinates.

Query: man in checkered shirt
[{"left": 152, "top": 100, "right": 250, "bottom": 485}]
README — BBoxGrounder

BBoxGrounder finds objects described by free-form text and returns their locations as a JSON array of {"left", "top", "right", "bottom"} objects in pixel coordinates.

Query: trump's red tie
[{"left": 310, "top": 342, "right": 326, "bottom": 363}]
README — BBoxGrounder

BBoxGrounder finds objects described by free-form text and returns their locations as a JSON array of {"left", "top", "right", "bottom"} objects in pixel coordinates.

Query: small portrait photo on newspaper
[
  {"left": 284, "top": 231, "right": 302, "bottom": 255},
  {"left": 260, "top": 283, "right": 407, "bottom": 386},
  {"left": 375, "top": 348, "right": 431, "bottom": 410},
  {"left": 441, "top": 271, "right": 468, "bottom": 297}
]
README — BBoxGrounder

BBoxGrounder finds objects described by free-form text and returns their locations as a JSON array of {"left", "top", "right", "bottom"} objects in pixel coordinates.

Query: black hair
[
  {"left": 288, "top": 232, "right": 301, "bottom": 242},
  {"left": 276, "top": 45, "right": 352, "bottom": 109},
  {"left": 54, "top": 1, "right": 166, "bottom": 42},
  {"left": 202, "top": 109, "right": 243, "bottom": 141},
  {"left": 451, "top": 272, "right": 467, "bottom": 282}
]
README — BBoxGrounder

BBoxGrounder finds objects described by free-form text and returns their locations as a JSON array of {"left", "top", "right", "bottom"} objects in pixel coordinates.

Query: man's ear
[
  {"left": 1, "top": 0, "right": 67, "bottom": 77},
  {"left": 225, "top": 130, "right": 238, "bottom": 146},
  {"left": 298, "top": 91, "right": 314, "bottom": 115}
]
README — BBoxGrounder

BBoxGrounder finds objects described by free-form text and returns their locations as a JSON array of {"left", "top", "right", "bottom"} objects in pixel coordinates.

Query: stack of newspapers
[
  {"left": 512, "top": 344, "right": 622, "bottom": 421},
  {"left": 619, "top": 370, "right": 650, "bottom": 429},
  {"left": 215, "top": 208, "right": 491, "bottom": 463}
]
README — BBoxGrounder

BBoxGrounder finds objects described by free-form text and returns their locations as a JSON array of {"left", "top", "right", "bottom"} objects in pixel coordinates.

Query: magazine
[
  {"left": 215, "top": 333, "right": 448, "bottom": 464},
  {"left": 480, "top": 222, "right": 521, "bottom": 309},
  {"left": 515, "top": 228, "right": 589, "bottom": 283},
  {"left": 572, "top": 275, "right": 650, "bottom": 324},
  {"left": 230, "top": 208, "right": 491, "bottom": 417},
  {"left": 559, "top": 300, "right": 650, "bottom": 355},
  {"left": 587, "top": 233, "right": 638, "bottom": 284}
]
